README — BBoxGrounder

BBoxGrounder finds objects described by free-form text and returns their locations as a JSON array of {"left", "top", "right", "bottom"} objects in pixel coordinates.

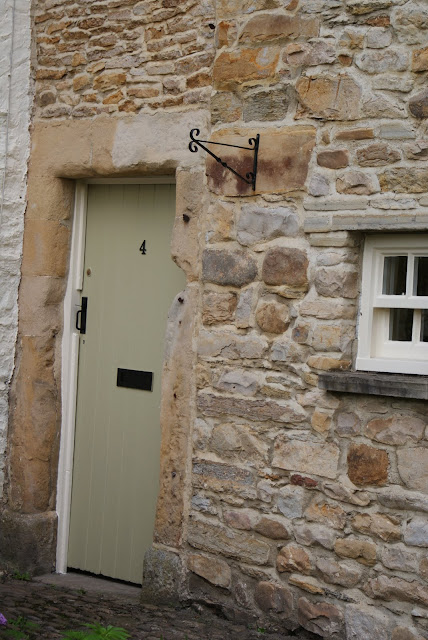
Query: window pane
[
  {"left": 415, "top": 257, "right": 428, "bottom": 296},
  {"left": 383, "top": 256, "right": 407, "bottom": 295},
  {"left": 389, "top": 308, "right": 413, "bottom": 341},
  {"left": 421, "top": 310, "right": 428, "bottom": 342}
]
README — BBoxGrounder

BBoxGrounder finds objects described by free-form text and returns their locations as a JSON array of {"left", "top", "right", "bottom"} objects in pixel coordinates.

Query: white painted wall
[{"left": 0, "top": 0, "right": 32, "bottom": 495}]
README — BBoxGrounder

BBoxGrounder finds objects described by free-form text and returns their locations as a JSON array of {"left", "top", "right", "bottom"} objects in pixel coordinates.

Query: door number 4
[{"left": 139, "top": 240, "right": 146, "bottom": 255}]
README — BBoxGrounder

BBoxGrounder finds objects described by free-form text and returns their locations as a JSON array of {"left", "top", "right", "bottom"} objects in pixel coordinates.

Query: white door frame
[{"left": 55, "top": 177, "right": 176, "bottom": 574}]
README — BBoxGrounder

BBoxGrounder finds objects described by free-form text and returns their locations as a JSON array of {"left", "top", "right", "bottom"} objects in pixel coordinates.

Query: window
[{"left": 356, "top": 234, "right": 428, "bottom": 375}]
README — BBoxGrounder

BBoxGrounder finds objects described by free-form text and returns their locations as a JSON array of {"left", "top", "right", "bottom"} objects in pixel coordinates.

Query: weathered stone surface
[
  {"left": 334, "top": 537, "right": 377, "bottom": 566},
  {"left": 405, "top": 517, "right": 428, "bottom": 547},
  {"left": 381, "top": 543, "right": 419, "bottom": 573},
  {"left": 141, "top": 549, "right": 182, "bottom": 606},
  {"left": 289, "top": 574, "right": 325, "bottom": 594},
  {"left": 404, "top": 141, "right": 428, "bottom": 160},
  {"left": 224, "top": 509, "right": 254, "bottom": 530},
  {"left": 210, "top": 423, "right": 268, "bottom": 465},
  {"left": 413, "top": 46, "right": 428, "bottom": 71},
  {"left": 273, "top": 438, "right": 339, "bottom": 480},
  {"left": 243, "top": 87, "right": 289, "bottom": 122},
  {"left": 366, "top": 27, "right": 392, "bottom": 48},
  {"left": 240, "top": 13, "right": 319, "bottom": 44},
  {"left": 317, "top": 150, "right": 349, "bottom": 169},
  {"left": 237, "top": 205, "right": 298, "bottom": 246},
  {"left": 322, "top": 476, "right": 371, "bottom": 507},
  {"left": 294, "top": 523, "right": 337, "bottom": 549},
  {"left": 215, "top": 368, "right": 260, "bottom": 396},
  {"left": 380, "top": 168, "right": 428, "bottom": 193},
  {"left": 277, "top": 545, "right": 312, "bottom": 574},
  {"left": 311, "top": 410, "right": 332, "bottom": 435},
  {"left": 363, "top": 94, "right": 406, "bottom": 119},
  {"left": 256, "top": 301, "right": 289, "bottom": 334},
  {"left": 351, "top": 513, "right": 401, "bottom": 542},
  {"left": 314, "top": 267, "right": 358, "bottom": 298},
  {"left": 298, "top": 597, "right": 344, "bottom": 638},
  {"left": 187, "top": 554, "right": 232, "bottom": 589},
  {"left": 347, "top": 443, "right": 388, "bottom": 486},
  {"left": 392, "top": 627, "right": 425, "bottom": 640},
  {"left": 300, "top": 299, "right": 356, "bottom": 319},
  {"left": 235, "top": 285, "right": 256, "bottom": 329},
  {"left": 254, "top": 515, "right": 290, "bottom": 540},
  {"left": 296, "top": 75, "right": 361, "bottom": 120},
  {"left": 198, "top": 331, "right": 268, "bottom": 360},
  {"left": 0, "top": 509, "right": 57, "bottom": 575},
  {"left": 213, "top": 47, "right": 279, "bottom": 90},
  {"left": 202, "top": 249, "right": 257, "bottom": 287},
  {"left": 336, "top": 412, "right": 361, "bottom": 437},
  {"left": 262, "top": 247, "right": 308, "bottom": 289},
  {"left": 377, "top": 486, "right": 428, "bottom": 513},
  {"left": 307, "top": 356, "right": 351, "bottom": 371},
  {"left": 336, "top": 171, "right": 379, "bottom": 195},
  {"left": 308, "top": 174, "right": 330, "bottom": 197},
  {"left": 357, "top": 143, "right": 401, "bottom": 166},
  {"left": 198, "top": 393, "right": 305, "bottom": 423},
  {"left": 305, "top": 500, "right": 346, "bottom": 530},
  {"left": 188, "top": 519, "right": 270, "bottom": 565},
  {"left": 409, "top": 90, "right": 428, "bottom": 118},
  {"left": 193, "top": 460, "right": 256, "bottom": 497},
  {"left": 284, "top": 41, "right": 335, "bottom": 67},
  {"left": 335, "top": 128, "right": 374, "bottom": 140},
  {"left": 206, "top": 126, "right": 316, "bottom": 196},
  {"left": 347, "top": 0, "right": 393, "bottom": 14},
  {"left": 202, "top": 291, "right": 237, "bottom": 325},
  {"left": 345, "top": 603, "right": 390, "bottom": 640},
  {"left": 398, "top": 448, "right": 428, "bottom": 492},
  {"left": 211, "top": 92, "right": 241, "bottom": 125},
  {"left": 365, "top": 574, "right": 428, "bottom": 607},
  {"left": 316, "top": 557, "right": 361, "bottom": 587},
  {"left": 356, "top": 49, "right": 408, "bottom": 73},
  {"left": 277, "top": 485, "right": 309, "bottom": 519},
  {"left": 311, "top": 324, "right": 354, "bottom": 353},
  {"left": 365, "top": 416, "right": 425, "bottom": 445},
  {"left": 254, "top": 581, "right": 293, "bottom": 614}
]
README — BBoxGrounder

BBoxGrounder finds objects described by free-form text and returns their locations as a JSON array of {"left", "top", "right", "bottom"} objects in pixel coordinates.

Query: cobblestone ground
[{"left": 0, "top": 578, "right": 316, "bottom": 640}]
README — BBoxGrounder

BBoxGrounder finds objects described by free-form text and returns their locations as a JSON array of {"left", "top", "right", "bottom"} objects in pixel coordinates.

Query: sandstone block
[
  {"left": 213, "top": 47, "right": 279, "bottom": 90},
  {"left": 277, "top": 485, "right": 309, "bottom": 519},
  {"left": 188, "top": 519, "right": 270, "bottom": 565},
  {"left": 296, "top": 75, "right": 361, "bottom": 120},
  {"left": 377, "top": 486, "right": 428, "bottom": 513},
  {"left": 210, "top": 423, "right": 268, "bottom": 466},
  {"left": 243, "top": 87, "right": 289, "bottom": 122},
  {"left": 288, "top": 574, "right": 324, "bottom": 594},
  {"left": 345, "top": 603, "right": 390, "bottom": 640},
  {"left": 314, "top": 267, "right": 358, "bottom": 298},
  {"left": 365, "top": 416, "right": 425, "bottom": 445},
  {"left": 277, "top": 545, "right": 312, "bottom": 574},
  {"left": 202, "top": 249, "right": 257, "bottom": 287},
  {"left": 254, "top": 515, "right": 290, "bottom": 540},
  {"left": 294, "top": 523, "right": 337, "bottom": 549},
  {"left": 311, "top": 324, "right": 354, "bottom": 352},
  {"left": 311, "top": 410, "right": 332, "bottom": 435},
  {"left": 262, "top": 247, "right": 308, "bottom": 289},
  {"left": 305, "top": 500, "right": 346, "bottom": 530},
  {"left": 316, "top": 557, "right": 361, "bottom": 587},
  {"left": 198, "top": 331, "right": 268, "bottom": 360},
  {"left": 298, "top": 597, "right": 344, "bottom": 638},
  {"left": 397, "top": 448, "right": 428, "bottom": 492},
  {"left": 357, "top": 143, "right": 401, "bottom": 166},
  {"left": 206, "top": 202, "right": 235, "bottom": 243},
  {"left": 22, "top": 220, "right": 70, "bottom": 278},
  {"left": 322, "top": 477, "right": 371, "bottom": 507},
  {"left": 365, "top": 574, "right": 428, "bottom": 607},
  {"left": 356, "top": 49, "right": 408, "bottom": 73},
  {"left": 237, "top": 205, "right": 298, "bottom": 246},
  {"left": 93, "top": 72, "right": 126, "bottom": 91},
  {"left": 307, "top": 356, "right": 351, "bottom": 371},
  {"left": 256, "top": 301, "right": 289, "bottom": 334},
  {"left": 347, "top": 443, "right": 388, "bottom": 486},
  {"left": 334, "top": 537, "right": 377, "bottom": 566},
  {"left": 240, "top": 13, "right": 319, "bottom": 44},
  {"left": 335, "top": 128, "right": 374, "bottom": 140},
  {"left": 404, "top": 141, "right": 428, "bottom": 160},
  {"left": 193, "top": 460, "right": 255, "bottom": 498},
  {"left": 300, "top": 300, "right": 356, "bottom": 319},
  {"left": 363, "top": 94, "right": 406, "bottom": 119},
  {"left": 336, "top": 170, "right": 379, "bottom": 195},
  {"left": 197, "top": 393, "right": 306, "bottom": 423},
  {"left": 187, "top": 554, "right": 231, "bottom": 589},
  {"left": 202, "top": 291, "right": 237, "bottom": 325},
  {"left": 254, "top": 581, "right": 293, "bottom": 615},
  {"left": 413, "top": 46, "right": 428, "bottom": 72},
  {"left": 215, "top": 368, "right": 260, "bottom": 396},
  {"left": 317, "top": 150, "right": 349, "bottom": 169},
  {"left": 366, "top": 26, "right": 392, "bottom": 48},
  {"left": 409, "top": 90, "right": 428, "bottom": 118},
  {"left": 284, "top": 41, "right": 335, "bottom": 67},
  {"left": 351, "top": 513, "right": 401, "bottom": 542},
  {"left": 308, "top": 174, "right": 330, "bottom": 197},
  {"left": 206, "top": 126, "right": 316, "bottom": 196},
  {"left": 405, "top": 517, "right": 428, "bottom": 547},
  {"left": 380, "top": 168, "right": 428, "bottom": 192},
  {"left": 211, "top": 92, "right": 241, "bottom": 125},
  {"left": 273, "top": 438, "right": 340, "bottom": 480}
]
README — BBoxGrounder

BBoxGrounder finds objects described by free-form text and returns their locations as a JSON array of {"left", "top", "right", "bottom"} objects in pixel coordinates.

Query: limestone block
[
  {"left": 215, "top": 368, "right": 260, "bottom": 395},
  {"left": 202, "top": 291, "right": 237, "bottom": 325},
  {"left": 334, "top": 537, "right": 377, "bottom": 566},
  {"left": 277, "top": 485, "right": 310, "bottom": 519},
  {"left": 206, "top": 126, "right": 316, "bottom": 196},
  {"left": 377, "top": 485, "right": 428, "bottom": 513},
  {"left": 187, "top": 554, "right": 231, "bottom": 589},
  {"left": 380, "top": 168, "right": 428, "bottom": 192},
  {"left": 380, "top": 124, "right": 416, "bottom": 139},
  {"left": 235, "top": 285, "right": 256, "bottom": 328},
  {"left": 373, "top": 75, "right": 414, "bottom": 92},
  {"left": 211, "top": 92, "right": 242, "bottom": 125},
  {"left": 347, "top": 443, "right": 388, "bottom": 487},
  {"left": 345, "top": 603, "right": 391, "bottom": 640},
  {"left": 397, "top": 448, "right": 428, "bottom": 492},
  {"left": 187, "top": 518, "right": 270, "bottom": 565},
  {"left": 311, "top": 324, "right": 354, "bottom": 353},
  {"left": 357, "top": 143, "right": 401, "bottom": 166},
  {"left": 365, "top": 416, "right": 425, "bottom": 445},
  {"left": 336, "top": 413, "right": 361, "bottom": 437},
  {"left": 314, "top": 266, "right": 359, "bottom": 298},
  {"left": 300, "top": 300, "right": 356, "bottom": 319},
  {"left": 197, "top": 392, "right": 306, "bottom": 423},
  {"left": 256, "top": 300, "right": 290, "bottom": 334},
  {"left": 294, "top": 523, "right": 337, "bottom": 549},
  {"left": 336, "top": 170, "right": 379, "bottom": 195},
  {"left": 366, "top": 27, "right": 393, "bottom": 48},
  {"left": 295, "top": 75, "right": 361, "bottom": 120},
  {"left": 307, "top": 356, "right": 351, "bottom": 371},
  {"left": 351, "top": 513, "right": 401, "bottom": 542},
  {"left": 254, "top": 515, "right": 290, "bottom": 540},
  {"left": 277, "top": 545, "right": 312, "bottom": 574},
  {"left": 237, "top": 205, "right": 298, "bottom": 246},
  {"left": 404, "top": 141, "right": 428, "bottom": 159},
  {"left": 213, "top": 47, "right": 279, "bottom": 90},
  {"left": 308, "top": 174, "right": 330, "bottom": 197},
  {"left": 365, "top": 574, "right": 428, "bottom": 607},
  {"left": 356, "top": 49, "right": 408, "bottom": 73},
  {"left": 202, "top": 249, "right": 258, "bottom": 287},
  {"left": 381, "top": 543, "right": 420, "bottom": 573},
  {"left": 347, "top": 0, "right": 393, "bottom": 14},
  {"left": 254, "top": 581, "right": 293, "bottom": 614},
  {"left": 273, "top": 438, "right": 340, "bottom": 479},
  {"left": 405, "top": 517, "right": 428, "bottom": 547},
  {"left": 224, "top": 509, "right": 254, "bottom": 530},
  {"left": 362, "top": 94, "right": 407, "bottom": 119},
  {"left": 198, "top": 330, "right": 268, "bottom": 359},
  {"left": 216, "top": 0, "right": 281, "bottom": 19},
  {"left": 305, "top": 499, "right": 346, "bottom": 530},
  {"left": 322, "top": 476, "right": 371, "bottom": 507},
  {"left": 239, "top": 13, "right": 320, "bottom": 44},
  {"left": 316, "top": 557, "right": 362, "bottom": 588},
  {"left": 298, "top": 597, "right": 344, "bottom": 638}
]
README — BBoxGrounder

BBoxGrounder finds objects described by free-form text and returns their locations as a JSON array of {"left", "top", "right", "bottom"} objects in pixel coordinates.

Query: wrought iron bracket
[{"left": 189, "top": 128, "right": 260, "bottom": 191}]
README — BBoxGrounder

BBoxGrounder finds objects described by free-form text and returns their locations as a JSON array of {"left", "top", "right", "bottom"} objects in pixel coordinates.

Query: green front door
[{"left": 68, "top": 183, "right": 185, "bottom": 584}]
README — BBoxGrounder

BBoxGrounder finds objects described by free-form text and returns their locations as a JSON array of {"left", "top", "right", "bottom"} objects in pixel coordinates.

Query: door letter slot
[
  {"left": 117, "top": 368, "right": 153, "bottom": 391},
  {"left": 76, "top": 297, "right": 88, "bottom": 334}
]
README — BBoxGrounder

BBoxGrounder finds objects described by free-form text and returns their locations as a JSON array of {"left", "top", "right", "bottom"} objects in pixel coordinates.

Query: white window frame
[{"left": 356, "top": 234, "right": 428, "bottom": 376}]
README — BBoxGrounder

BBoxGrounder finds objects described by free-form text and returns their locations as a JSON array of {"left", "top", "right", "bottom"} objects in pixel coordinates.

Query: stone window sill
[{"left": 318, "top": 371, "right": 428, "bottom": 400}]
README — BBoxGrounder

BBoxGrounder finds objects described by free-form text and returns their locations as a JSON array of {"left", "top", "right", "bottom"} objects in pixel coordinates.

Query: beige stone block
[
  {"left": 305, "top": 499, "right": 346, "bottom": 529},
  {"left": 296, "top": 75, "right": 361, "bottom": 120},
  {"left": 334, "top": 537, "right": 377, "bottom": 566},
  {"left": 26, "top": 176, "right": 74, "bottom": 221},
  {"left": 277, "top": 545, "right": 312, "bottom": 574},
  {"left": 239, "top": 13, "right": 320, "bottom": 44},
  {"left": 289, "top": 574, "right": 325, "bottom": 594},
  {"left": 19, "top": 276, "right": 65, "bottom": 337},
  {"left": 365, "top": 416, "right": 425, "bottom": 445},
  {"left": 298, "top": 597, "right": 344, "bottom": 637},
  {"left": 187, "top": 553, "right": 231, "bottom": 589},
  {"left": 213, "top": 47, "right": 279, "bottom": 90},
  {"left": 307, "top": 356, "right": 351, "bottom": 371},
  {"left": 351, "top": 513, "right": 401, "bottom": 542},
  {"left": 202, "top": 291, "right": 237, "bottom": 325},
  {"left": 397, "top": 448, "right": 428, "bottom": 492},
  {"left": 256, "top": 300, "right": 289, "bottom": 334},
  {"left": 365, "top": 574, "right": 428, "bottom": 607},
  {"left": 273, "top": 438, "right": 340, "bottom": 480},
  {"left": 21, "top": 220, "right": 70, "bottom": 278},
  {"left": 311, "top": 410, "right": 332, "bottom": 435},
  {"left": 172, "top": 170, "right": 205, "bottom": 281}
]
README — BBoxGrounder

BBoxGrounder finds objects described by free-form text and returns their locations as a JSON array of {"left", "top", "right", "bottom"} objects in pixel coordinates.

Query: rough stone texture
[
  {"left": 351, "top": 513, "right": 401, "bottom": 542},
  {"left": 237, "top": 205, "right": 299, "bottom": 246},
  {"left": 202, "top": 249, "right": 258, "bottom": 287},
  {"left": 277, "top": 545, "right": 312, "bottom": 574},
  {"left": 364, "top": 416, "right": 425, "bottom": 445},
  {"left": 256, "top": 301, "right": 289, "bottom": 334},
  {"left": 141, "top": 549, "right": 183, "bottom": 606},
  {"left": 202, "top": 291, "right": 237, "bottom": 325},
  {"left": 187, "top": 554, "right": 231, "bottom": 589},
  {"left": 296, "top": 75, "right": 362, "bottom": 120},
  {"left": 345, "top": 603, "right": 390, "bottom": 640},
  {"left": 273, "top": 439, "right": 340, "bottom": 480},
  {"left": 298, "top": 597, "right": 344, "bottom": 638},
  {"left": 334, "top": 538, "right": 377, "bottom": 566},
  {"left": 347, "top": 443, "right": 389, "bottom": 486},
  {"left": 254, "top": 581, "right": 293, "bottom": 615},
  {"left": 317, "top": 150, "right": 349, "bottom": 169},
  {"left": 397, "top": 448, "right": 428, "bottom": 492},
  {"left": 262, "top": 248, "right": 308, "bottom": 289},
  {"left": 188, "top": 519, "right": 270, "bottom": 565}
]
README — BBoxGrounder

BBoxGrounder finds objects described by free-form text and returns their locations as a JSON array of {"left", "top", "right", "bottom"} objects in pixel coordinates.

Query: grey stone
[
  {"left": 356, "top": 49, "right": 409, "bottom": 73},
  {"left": 273, "top": 438, "right": 340, "bottom": 480},
  {"left": 210, "top": 423, "right": 268, "bottom": 465},
  {"left": 336, "top": 412, "right": 361, "bottom": 437},
  {"left": 380, "top": 124, "right": 416, "bottom": 139},
  {"left": 373, "top": 75, "right": 414, "bottom": 92},
  {"left": 363, "top": 95, "right": 407, "bottom": 119},
  {"left": 322, "top": 477, "right": 371, "bottom": 507},
  {"left": 316, "top": 557, "right": 361, "bottom": 587},
  {"left": 198, "top": 330, "right": 268, "bottom": 360},
  {"left": 409, "top": 90, "right": 428, "bottom": 119},
  {"left": 377, "top": 485, "right": 428, "bottom": 513},
  {"left": 308, "top": 174, "right": 330, "bottom": 197},
  {"left": 397, "top": 448, "right": 428, "bottom": 491},
  {"left": 141, "top": 548, "right": 182, "bottom": 605},
  {"left": 193, "top": 461, "right": 256, "bottom": 499},
  {"left": 404, "top": 141, "right": 428, "bottom": 159},
  {"left": 314, "top": 266, "right": 359, "bottom": 298},
  {"left": 284, "top": 40, "right": 336, "bottom": 66},
  {"left": 187, "top": 554, "right": 231, "bottom": 589},
  {"left": 237, "top": 205, "right": 298, "bottom": 246},
  {"left": 277, "top": 485, "right": 309, "bottom": 519},
  {"left": 365, "top": 416, "right": 425, "bottom": 445},
  {"left": 215, "top": 368, "right": 260, "bottom": 396},
  {"left": 381, "top": 543, "right": 420, "bottom": 573},
  {"left": 303, "top": 198, "right": 368, "bottom": 211},
  {"left": 255, "top": 581, "right": 293, "bottom": 614},
  {"left": 191, "top": 494, "right": 218, "bottom": 515},
  {"left": 235, "top": 285, "right": 256, "bottom": 329},
  {"left": 345, "top": 603, "right": 390, "bottom": 640},
  {"left": 202, "top": 249, "right": 258, "bottom": 287},
  {"left": 197, "top": 392, "right": 306, "bottom": 423},
  {"left": 243, "top": 87, "right": 289, "bottom": 122},
  {"left": 294, "top": 523, "right": 337, "bottom": 549},
  {"left": 370, "top": 196, "right": 417, "bottom": 209},
  {"left": 405, "top": 517, "right": 428, "bottom": 547},
  {"left": 366, "top": 27, "right": 392, "bottom": 48}
]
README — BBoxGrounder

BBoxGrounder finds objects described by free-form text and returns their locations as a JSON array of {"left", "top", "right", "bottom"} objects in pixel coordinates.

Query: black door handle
[{"left": 76, "top": 297, "right": 88, "bottom": 334}]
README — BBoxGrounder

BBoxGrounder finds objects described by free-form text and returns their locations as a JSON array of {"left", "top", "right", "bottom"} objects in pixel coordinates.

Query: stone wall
[{"left": 0, "top": 0, "right": 32, "bottom": 497}]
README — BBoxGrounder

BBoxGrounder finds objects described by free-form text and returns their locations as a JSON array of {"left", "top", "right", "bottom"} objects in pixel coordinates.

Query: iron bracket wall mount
[{"left": 188, "top": 128, "right": 260, "bottom": 191}]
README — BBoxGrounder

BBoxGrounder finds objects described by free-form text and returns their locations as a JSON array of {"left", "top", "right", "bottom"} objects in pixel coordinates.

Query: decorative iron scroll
[{"left": 189, "top": 128, "right": 260, "bottom": 191}]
